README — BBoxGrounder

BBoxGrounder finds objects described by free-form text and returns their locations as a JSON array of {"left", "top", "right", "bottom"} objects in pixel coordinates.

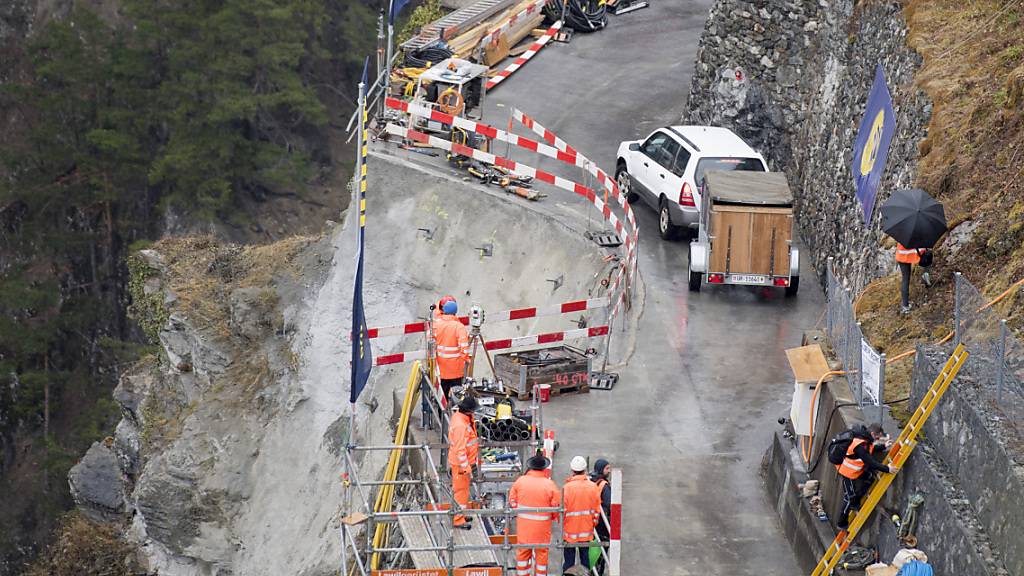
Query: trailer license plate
[{"left": 730, "top": 274, "right": 768, "bottom": 285}]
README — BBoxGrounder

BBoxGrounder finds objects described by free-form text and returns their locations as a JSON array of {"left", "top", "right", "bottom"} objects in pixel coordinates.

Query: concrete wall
[{"left": 686, "top": 0, "right": 931, "bottom": 290}]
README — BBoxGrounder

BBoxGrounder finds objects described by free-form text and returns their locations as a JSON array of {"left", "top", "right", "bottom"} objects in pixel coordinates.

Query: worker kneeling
[
  {"left": 510, "top": 454, "right": 561, "bottom": 576},
  {"left": 834, "top": 422, "right": 896, "bottom": 530},
  {"left": 562, "top": 456, "right": 601, "bottom": 574},
  {"left": 449, "top": 396, "right": 479, "bottom": 529}
]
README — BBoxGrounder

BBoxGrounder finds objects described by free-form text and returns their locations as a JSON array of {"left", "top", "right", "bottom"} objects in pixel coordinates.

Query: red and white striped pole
[{"left": 609, "top": 467, "right": 622, "bottom": 576}]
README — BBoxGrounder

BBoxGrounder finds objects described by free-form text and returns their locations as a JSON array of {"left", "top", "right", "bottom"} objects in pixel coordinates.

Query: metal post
[
  {"left": 385, "top": 0, "right": 395, "bottom": 108},
  {"left": 856, "top": 322, "right": 864, "bottom": 406},
  {"left": 954, "top": 271, "right": 962, "bottom": 347},
  {"left": 845, "top": 288, "right": 854, "bottom": 394},
  {"left": 376, "top": 9, "right": 386, "bottom": 116},
  {"left": 997, "top": 319, "right": 1007, "bottom": 402},
  {"left": 826, "top": 257, "right": 834, "bottom": 338},
  {"left": 877, "top": 352, "right": 887, "bottom": 424},
  {"left": 601, "top": 305, "right": 614, "bottom": 372}
]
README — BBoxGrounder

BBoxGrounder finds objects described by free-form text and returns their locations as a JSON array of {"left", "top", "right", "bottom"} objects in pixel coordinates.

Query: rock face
[
  {"left": 687, "top": 0, "right": 932, "bottom": 290},
  {"left": 77, "top": 154, "right": 612, "bottom": 575},
  {"left": 69, "top": 442, "right": 127, "bottom": 523}
]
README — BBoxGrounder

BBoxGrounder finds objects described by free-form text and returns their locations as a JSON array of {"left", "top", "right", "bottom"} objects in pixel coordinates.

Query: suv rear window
[{"left": 695, "top": 157, "right": 766, "bottom": 188}]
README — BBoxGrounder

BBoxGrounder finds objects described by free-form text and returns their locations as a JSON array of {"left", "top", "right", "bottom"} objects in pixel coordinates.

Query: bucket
[{"left": 538, "top": 384, "right": 551, "bottom": 403}]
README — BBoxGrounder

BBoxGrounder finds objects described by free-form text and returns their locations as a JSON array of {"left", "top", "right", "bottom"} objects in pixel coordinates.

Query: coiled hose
[
  {"left": 403, "top": 44, "right": 454, "bottom": 68},
  {"left": 544, "top": 0, "right": 607, "bottom": 32}
]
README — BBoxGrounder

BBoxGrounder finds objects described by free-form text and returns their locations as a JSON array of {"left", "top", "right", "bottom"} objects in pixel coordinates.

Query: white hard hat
[{"left": 570, "top": 456, "right": 588, "bottom": 472}]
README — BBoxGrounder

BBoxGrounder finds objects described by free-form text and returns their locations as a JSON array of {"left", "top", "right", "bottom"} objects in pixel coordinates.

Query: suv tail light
[{"left": 679, "top": 182, "right": 696, "bottom": 207}]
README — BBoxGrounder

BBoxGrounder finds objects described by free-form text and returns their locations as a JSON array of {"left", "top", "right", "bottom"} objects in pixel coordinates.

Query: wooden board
[
  {"left": 785, "top": 345, "right": 830, "bottom": 385},
  {"left": 708, "top": 204, "right": 792, "bottom": 276}
]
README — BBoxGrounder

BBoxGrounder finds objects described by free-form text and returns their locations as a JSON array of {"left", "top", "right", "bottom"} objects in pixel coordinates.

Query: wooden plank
[
  {"left": 785, "top": 345, "right": 830, "bottom": 384},
  {"left": 397, "top": 516, "right": 444, "bottom": 569}
]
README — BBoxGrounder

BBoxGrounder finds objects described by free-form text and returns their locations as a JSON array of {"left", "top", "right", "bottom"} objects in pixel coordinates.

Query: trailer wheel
[
  {"left": 785, "top": 276, "right": 800, "bottom": 297},
  {"left": 687, "top": 257, "right": 702, "bottom": 292}
]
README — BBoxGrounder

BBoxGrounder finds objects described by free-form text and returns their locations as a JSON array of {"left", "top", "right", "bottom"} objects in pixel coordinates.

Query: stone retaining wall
[{"left": 686, "top": 0, "right": 931, "bottom": 290}]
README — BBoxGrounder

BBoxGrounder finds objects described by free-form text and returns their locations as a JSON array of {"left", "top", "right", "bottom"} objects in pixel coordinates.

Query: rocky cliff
[
  {"left": 68, "top": 153, "right": 613, "bottom": 575},
  {"left": 686, "top": 0, "right": 932, "bottom": 290}
]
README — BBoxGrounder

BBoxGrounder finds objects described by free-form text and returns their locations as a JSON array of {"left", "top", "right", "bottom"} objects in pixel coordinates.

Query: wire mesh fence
[
  {"left": 825, "top": 258, "right": 884, "bottom": 417},
  {"left": 954, "top": 273, "right": 1024, "bottom": 441}
]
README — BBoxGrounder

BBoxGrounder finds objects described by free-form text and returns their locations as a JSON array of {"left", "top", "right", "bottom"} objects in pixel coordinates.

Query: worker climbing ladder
[{"left": 810, "top": 343, "right": 968, "bottom": 576}]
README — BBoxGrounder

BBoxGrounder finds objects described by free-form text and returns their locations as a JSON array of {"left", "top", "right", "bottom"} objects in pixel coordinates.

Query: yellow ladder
[{"left": 810, "top": 343, "right": 968, "bottom": 576}]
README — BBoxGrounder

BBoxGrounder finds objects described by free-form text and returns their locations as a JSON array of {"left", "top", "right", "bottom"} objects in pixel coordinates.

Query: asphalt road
[{"left": 483, "top": 3, "right": 826, "bottom": 574}]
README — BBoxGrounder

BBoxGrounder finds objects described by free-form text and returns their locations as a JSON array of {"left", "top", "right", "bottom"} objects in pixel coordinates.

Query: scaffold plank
[{"left": 397, "top": 516, "right": 444, "bottom": 569}]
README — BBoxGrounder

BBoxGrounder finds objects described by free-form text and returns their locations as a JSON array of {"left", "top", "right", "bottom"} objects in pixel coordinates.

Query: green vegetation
[
  {"left": 398, "top": 0, "right": 448, "bottom": 45},
  {"left": 24, "top": 512, "right": 141, "bottom": 576},
  {"left": 0, "top": 0, "right": 374, "bottom": 568},
  {"left": 858, "top": 0, "right": 1024, "bottom": 406}
]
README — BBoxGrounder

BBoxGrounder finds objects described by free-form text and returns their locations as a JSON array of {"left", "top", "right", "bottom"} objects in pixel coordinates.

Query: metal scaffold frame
[{"left": 340, "top": 362, "right": 622, "bottom": 576}]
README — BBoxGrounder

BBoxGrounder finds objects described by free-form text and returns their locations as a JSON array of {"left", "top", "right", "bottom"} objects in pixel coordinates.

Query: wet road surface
[{"left": 483, "top": 3, "right": 825, "bottom": 574}]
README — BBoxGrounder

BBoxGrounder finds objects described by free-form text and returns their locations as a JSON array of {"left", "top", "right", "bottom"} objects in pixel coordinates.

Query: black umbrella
[{"left": 880, "top": 188, "right": 947, "bottom": 249}]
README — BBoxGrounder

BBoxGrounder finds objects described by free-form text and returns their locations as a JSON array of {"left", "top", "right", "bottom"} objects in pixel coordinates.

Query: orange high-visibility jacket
[
  {"left": 562, "top": 474, "right": 601, "bottom": 543},
  {"left": 836, "top": 438, "right": 875, "bottom": 479},
  {"left": 509, "top": 470, "right": 561, "bottom": 544},
  {"left": 895, "top": 243, "right": 921, "bottom": 265},
  {"left": 434, "top": 314, "right": 470, "bottom": 379},
  {"left": 448, "top": 411, "right": 479, "bottom": 473}
]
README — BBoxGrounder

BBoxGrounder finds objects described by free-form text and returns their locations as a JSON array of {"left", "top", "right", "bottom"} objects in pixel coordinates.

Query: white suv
[{"left": 615, "top": 126, "right": 768, "bottom": 240}]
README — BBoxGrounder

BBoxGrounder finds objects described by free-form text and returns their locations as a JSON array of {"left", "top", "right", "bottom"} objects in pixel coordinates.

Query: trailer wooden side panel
[{"left": 708, "top": 205, "right": 792, "bottom": 275}]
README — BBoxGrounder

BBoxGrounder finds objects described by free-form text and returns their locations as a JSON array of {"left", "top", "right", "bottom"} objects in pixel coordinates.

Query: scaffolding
[{"left": 340, "top": 361, "right": 622, "bottom": 576}]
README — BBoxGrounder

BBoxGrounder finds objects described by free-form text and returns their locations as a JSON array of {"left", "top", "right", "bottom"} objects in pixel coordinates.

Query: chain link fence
[
  {"left": 954, "top": 273, "right": 1024, "bottom": 440},
  {"left": 825, "top": 258, "right": 885, "bottom": 420}
]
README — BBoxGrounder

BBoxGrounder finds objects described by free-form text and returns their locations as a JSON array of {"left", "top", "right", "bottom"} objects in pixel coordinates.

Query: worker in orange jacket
[
  {"left": 895, "top": 243, "right": 932, "bottom": 313},
  {"left": 836, "top": 423, "right": 895, "bottom": 529},
  {"left": 448, "top": 396, "right": 479, "bottom": 529},
  {"left": 509, "top": 454, "right": 560, "bottom": 576},
  {"left": 433, "top": 299, "right": 470, "bottom": 401},
  {"left": 561, "top": 456, "right": 601, "bottom": 573}
]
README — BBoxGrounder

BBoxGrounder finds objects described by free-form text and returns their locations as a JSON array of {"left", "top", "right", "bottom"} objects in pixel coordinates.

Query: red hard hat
[{"left": 439, "top": 295, "right": 456, "bottom": 308}]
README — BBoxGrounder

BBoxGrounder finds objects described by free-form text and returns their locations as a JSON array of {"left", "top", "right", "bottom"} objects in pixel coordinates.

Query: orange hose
[{"left": 802, "top": 370, "right": 845, "bottom": 464}]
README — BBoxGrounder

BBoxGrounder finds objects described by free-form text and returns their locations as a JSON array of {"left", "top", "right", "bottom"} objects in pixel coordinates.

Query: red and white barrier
[
  {"left": 365, "top": 292, "right": 608, "bottom": 340},
  {"left": 374, "top": 326, "right": 608, "bottom": 366},
  {"left": 609, "top": 467, "right": 622, "bottom": 576},
  {"left": 513, "top": 108, "right": 578, "bottom": 158},
  {"left": 483, "top": 325, "right": 608, "bottom": 351},
  {"left": 485, "top": 21, "right": 562, "bottom": 91},
  {"left": 385, "top": 98, "right": 589, "bottom": 171},
  {"left": 511, "top": 108, "right": 640, "bottom": 311},
  {"left": 385, "top": 123, "right": 630, "bottom": 246}
]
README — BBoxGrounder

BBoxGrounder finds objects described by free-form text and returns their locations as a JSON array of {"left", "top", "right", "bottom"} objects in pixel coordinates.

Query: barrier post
[
  {"left": 877, "top": 352, "right": 887, "bottom": 424},
  {"left": 601, "top": 306, "right": 614, "bottom": 372},
  {"left": 997, "top": 319, "right": 1007, "bottom": 402},
  {"left": 608, "top": 468, "right": 622, "bottom": 576},
  {"left": 826, "top": 257, "right": 834, "bottom": 337},
  {"left": 954, "top": 271, "right": 962, "bottom": 347}
]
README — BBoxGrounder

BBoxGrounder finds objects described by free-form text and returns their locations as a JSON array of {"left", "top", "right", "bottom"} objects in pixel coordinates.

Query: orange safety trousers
[
  {"left": 515, "top": 547, "right": 549, "bottom": 576},
  {"left": 452, "top": 469, "right": 471, "bottom": 526}
]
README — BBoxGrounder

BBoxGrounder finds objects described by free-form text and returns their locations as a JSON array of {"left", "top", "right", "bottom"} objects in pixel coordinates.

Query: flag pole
[{"left": 343, "top": 62, "right": 370, "bottom": 576}]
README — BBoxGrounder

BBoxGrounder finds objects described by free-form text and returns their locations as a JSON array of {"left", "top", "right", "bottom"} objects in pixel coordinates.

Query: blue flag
[
  {"left": 851, "top": 65, "right": 896, "bottom": 224},
  {"left": 389, "top": 0, "right": 411, "bottom": 25},
  {"left": 350, "top": 57, "right": 372, "bottom": 404}
]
